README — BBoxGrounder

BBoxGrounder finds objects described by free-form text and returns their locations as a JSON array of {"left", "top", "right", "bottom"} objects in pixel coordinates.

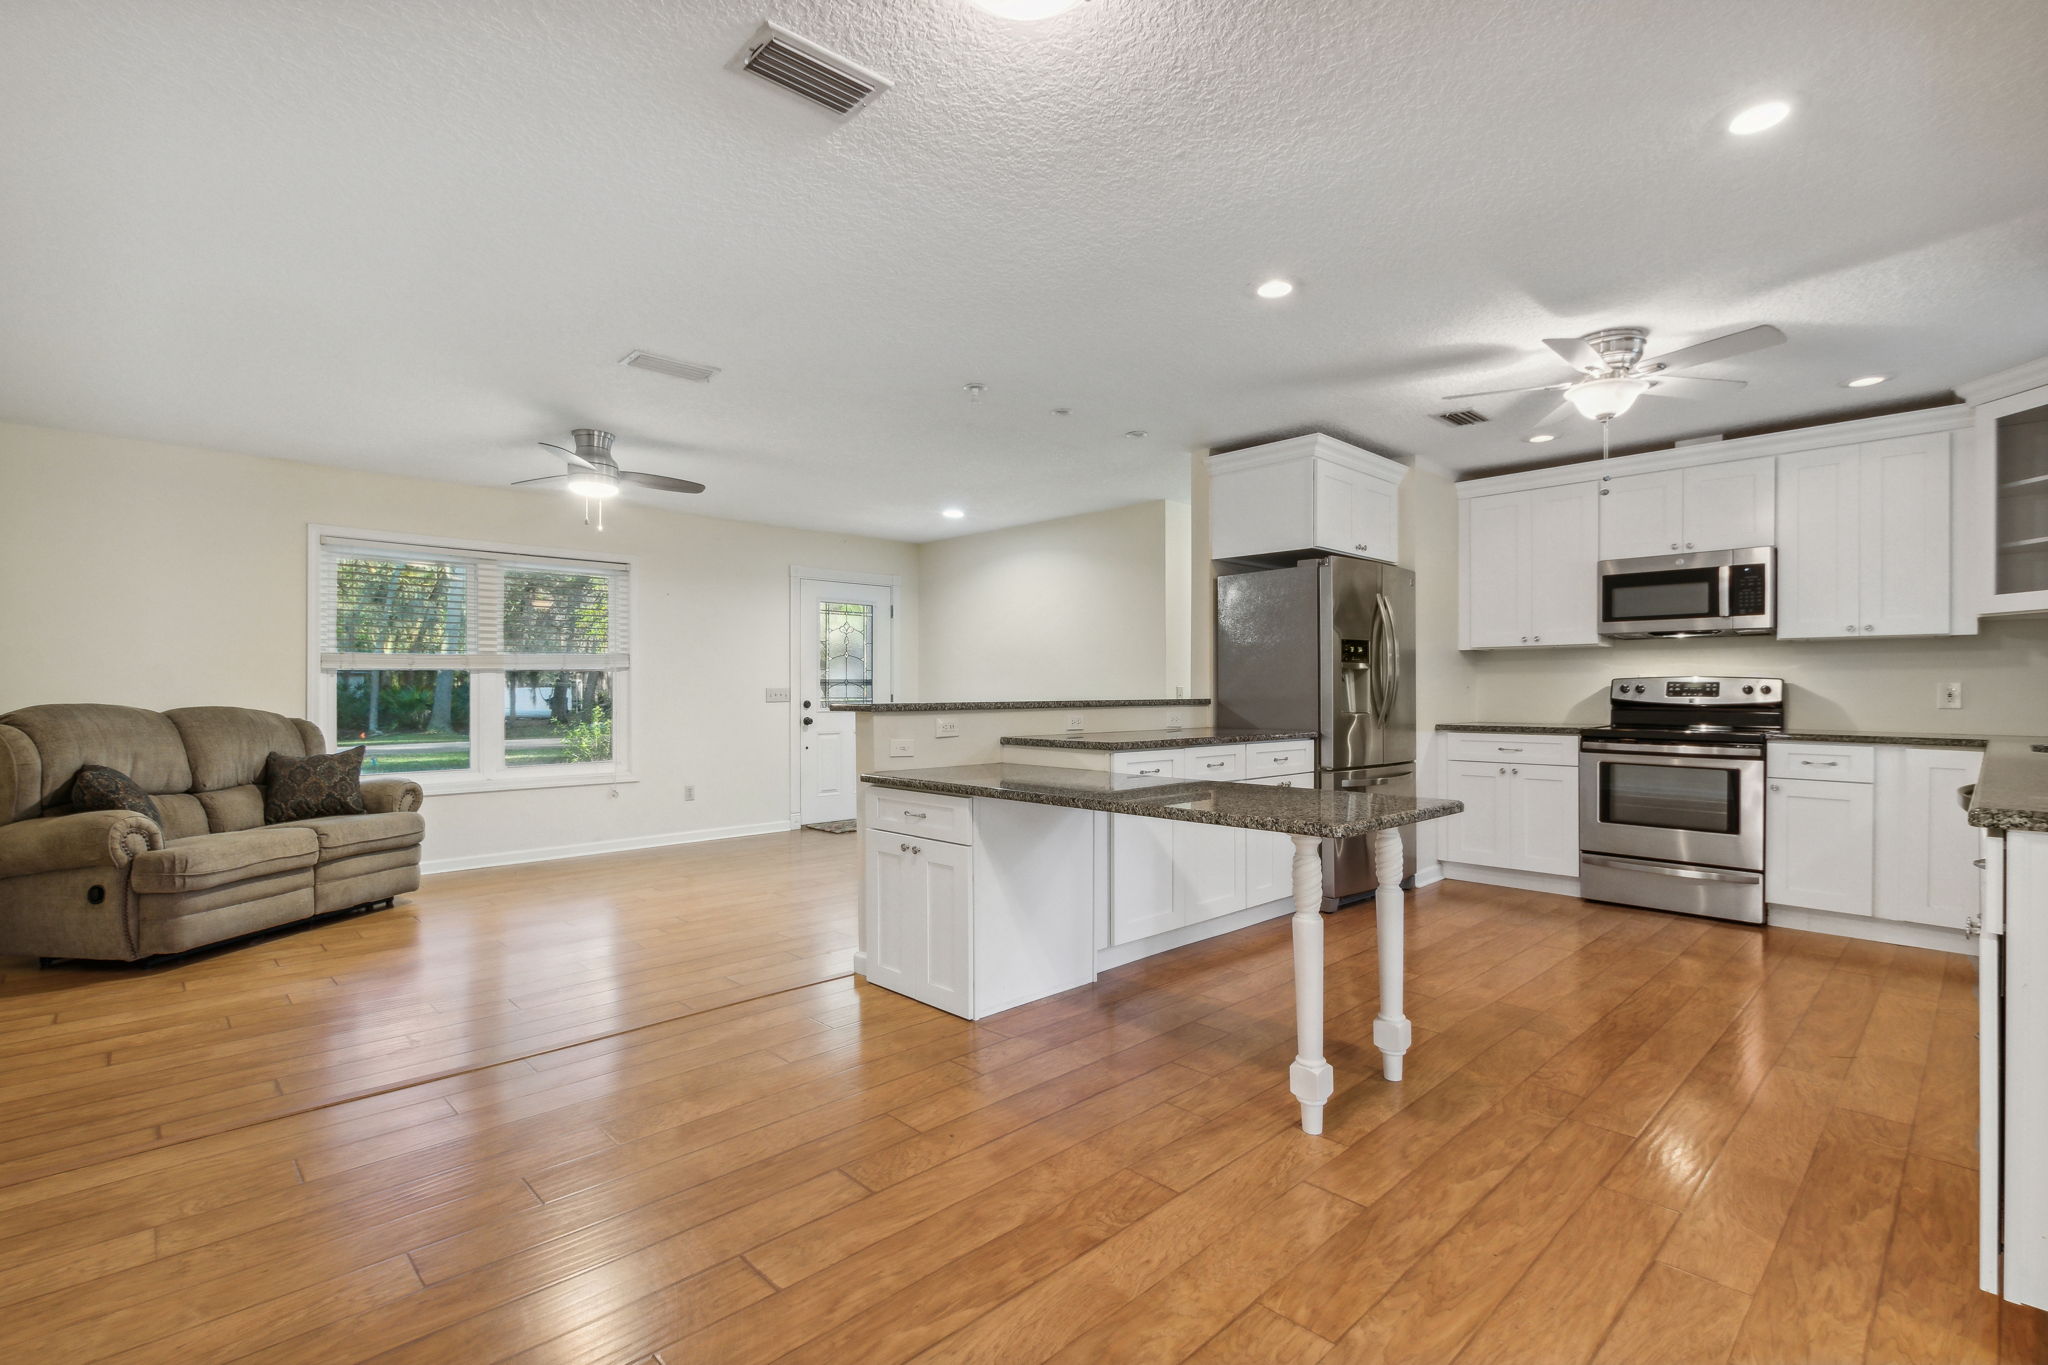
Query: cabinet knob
[
  {"left": 1863, "top": 624, "right": 1875, "bottom": 632},
  {"left": 1532, "top": 635, "right": 1541, "bottom": 643},
  {"left": 1770, "top": 783, "right": 1781, "bottom": 792},
  {"left": 1520, "top": 636, "right": 1528, "bottom": 643},
  {"left": 1511, "top": 767, "right": 1519, "bottom": 775},
  {"left": 899, "top": 842, "right": 911, "bottom": 852},
  {"left": 1355, "top": 542, "right": 1367, "bottom": 551},
  {"left": 1670, "top": 542, "right": 1680, "bottom": 551},
  {"left": 1599, "top": 488, "right": 1610, "bottom": 496},
  {"left": 1498, "top": 767, "right": 1507, "bottom": 775},
  {"left": 1845, "top": 625, "right": 1856, "bottom": 633},
  {"left": 1686, "top": 542, "right": 1695, "bottom": 549}
]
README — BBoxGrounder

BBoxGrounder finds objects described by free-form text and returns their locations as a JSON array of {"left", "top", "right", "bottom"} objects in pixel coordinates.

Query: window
[{"left": 313, "top": 531, "right": 631, "bottom": 785}]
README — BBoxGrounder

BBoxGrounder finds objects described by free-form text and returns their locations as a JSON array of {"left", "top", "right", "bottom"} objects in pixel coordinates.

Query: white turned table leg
[
  {"left": 1288, "top": 834, "right": 1334, "bottom": 1134},
  {"left": 1370, "top": 826, "right": 1411, "bottom": 1081}
]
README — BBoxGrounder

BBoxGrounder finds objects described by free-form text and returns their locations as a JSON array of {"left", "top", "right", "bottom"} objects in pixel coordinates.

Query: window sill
[{"left": 387, "top": 769, "right": 640, "bottom": 797}]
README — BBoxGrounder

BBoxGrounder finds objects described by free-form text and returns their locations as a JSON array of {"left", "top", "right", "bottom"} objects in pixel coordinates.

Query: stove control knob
[
  {"left": 1742, "top": 685, "right": 1755, "bottom": 695},
  {"left": 1633, "top": 684, "right": 1647, "bottom": 694}
]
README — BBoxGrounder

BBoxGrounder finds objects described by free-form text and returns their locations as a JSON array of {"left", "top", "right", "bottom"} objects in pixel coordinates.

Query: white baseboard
[
  {"left": 1095, "top": 898, "right": 1294, "bottom": 972},
  {"left": 1440, "top": 862, "right": 1583, "bottom": 898},
  {"left": 422, "top": 819, "right": 797, "bottom": 876},
  {"left": 1412, "top": 860, "right": 1446, "bottom": 889},
  {"left": 1766, "top": 905, "right": 1976, "bottom": 954}
]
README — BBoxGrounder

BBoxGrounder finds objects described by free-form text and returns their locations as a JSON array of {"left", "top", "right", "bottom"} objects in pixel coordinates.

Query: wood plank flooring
[{"left": 1, "top": 835, "right": 2041, "bottom": 1363}]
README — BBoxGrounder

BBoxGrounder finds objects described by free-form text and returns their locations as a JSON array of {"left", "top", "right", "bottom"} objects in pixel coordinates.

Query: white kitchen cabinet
[
  {"left": 1992, "top": 828, "right": 2048, "bottom": 1308},
  {"left": 865, "top": 835, "right": 973, "bottom": 1016},
  {"left": 1765, "top": 775, "right": 1875, "bottom": 916},
  {"left": 1440, "top": 753, "right": 1578, "bottom": 875},
  {"left": 1598, "top": 457, "right": 1775, "bottom": 560},
  {"left": 1460, "top": 481, "right": 1601, "bottom": 649},
  {"left": 1972, "top": 381, "right": 2048, "bottom": 616},
  {"left": 1243, "top": 773, "right": 1310, "bottom": 908},
  {"left": 1209, "top": 433, "right": 1406, "bottom": 564},
  {"left": 1776, "top": 434, "right": 1952, "bottom": 639},
  {"left": 1874, "top": 747, "right": 1984, "bottom": 931},
  {"left": 1109, "top": 812, "right": 1179, "bottom": 945}
]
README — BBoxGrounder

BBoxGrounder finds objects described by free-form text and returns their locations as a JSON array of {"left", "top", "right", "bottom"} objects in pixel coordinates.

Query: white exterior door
[{"left": 797, "top": 577, "right": 894, "bottom": 825}]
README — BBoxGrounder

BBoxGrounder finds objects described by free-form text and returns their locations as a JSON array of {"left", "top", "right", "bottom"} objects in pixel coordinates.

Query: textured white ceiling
[{"left": 4, "top": 0, "right": 2046, "bottom": 541}]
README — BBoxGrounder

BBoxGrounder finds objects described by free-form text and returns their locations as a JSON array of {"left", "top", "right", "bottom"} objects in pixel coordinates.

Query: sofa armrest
[
  {"left": 0, "top": 811, "right": 163, "bottom": 877},
  {"left": 360, "top": 779, "right": 424, "bottom": 815}
]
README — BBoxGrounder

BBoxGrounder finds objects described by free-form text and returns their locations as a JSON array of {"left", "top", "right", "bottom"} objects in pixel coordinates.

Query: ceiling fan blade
[
  {"left": 618, "top": 469, "right": 706, "bottom": 495},
  {"left": 1542, "top": 337, "right": 1603, "bottom": 371},
  {"left": 1643, "top": 375, "right": 1748, "bottom": 399},
  {"left": 1439, "top": 381, "right": 1573, "bottom": 401},
  {"left": 539, "top": 441, "right": 599, "bottom": 471},
  {"left": 1640, "top": 324, "right": 1786, "bottom": 373},
  {"left": 511, "top": 474, "right": 572, "bottom": 488}
]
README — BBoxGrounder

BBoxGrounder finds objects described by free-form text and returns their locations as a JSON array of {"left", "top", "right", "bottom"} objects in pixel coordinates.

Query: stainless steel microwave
[{"left": 1597, "top": 547, "right": 1774, "bottom": 638}]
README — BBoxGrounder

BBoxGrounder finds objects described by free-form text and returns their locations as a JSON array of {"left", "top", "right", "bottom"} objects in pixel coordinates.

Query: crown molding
[{"left": 1956, "top": 354, "right": 2048, "bottom": 405}]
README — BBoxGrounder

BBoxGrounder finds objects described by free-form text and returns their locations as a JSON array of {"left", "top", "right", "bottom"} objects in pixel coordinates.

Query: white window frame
[{"left": 307, "top": 525, "right": 638, "bottom": 795}]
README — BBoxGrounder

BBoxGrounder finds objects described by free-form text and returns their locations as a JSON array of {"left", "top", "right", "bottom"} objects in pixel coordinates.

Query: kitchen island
[{"left": 858, "top": 761, "right": 1461, "bottom": 1134}]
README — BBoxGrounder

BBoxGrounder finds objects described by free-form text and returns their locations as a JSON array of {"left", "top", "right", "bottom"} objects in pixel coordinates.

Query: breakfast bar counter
[{"left": 859, "top": 761, "right": 1462, "bottom": 1133}]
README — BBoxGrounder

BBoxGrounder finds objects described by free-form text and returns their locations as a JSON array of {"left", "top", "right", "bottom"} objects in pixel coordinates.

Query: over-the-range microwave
[{"left": 1598, "top": 547, "right": 1774, "bottom": 638}]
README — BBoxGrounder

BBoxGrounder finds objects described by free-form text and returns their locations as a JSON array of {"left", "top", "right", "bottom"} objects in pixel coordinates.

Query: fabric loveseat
[{"left": 0, "top": 704, "right": 424, "bottom": 961}]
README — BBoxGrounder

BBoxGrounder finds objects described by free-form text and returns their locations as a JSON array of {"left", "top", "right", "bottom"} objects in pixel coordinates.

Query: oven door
[
  {"left": 1598, "top": 564, "right": 1727, "bottom": 636},
  {"left": 1578, "top": 742, "right": 1763, "bottom": 870}
]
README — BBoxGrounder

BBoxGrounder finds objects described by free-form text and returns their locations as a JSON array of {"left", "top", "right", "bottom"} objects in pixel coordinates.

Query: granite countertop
[
  {"left": 1435, "top": 722, "right": 1595, "bottom": 736},
  {"left": 1969, "top": 741, "right": 2048, "bottom": 835},
  {"left": 831, "top": 697, "right": 1207, "bottom": 713},
  {"left": 1001, "top": 727, "right": 1318, "bottom": 752},
  {"left": 1770, "top": 730, "right": 1991, "bottom": 749},
  {"left": 861, "top": 762, "right": 1462, "bottom": 838}
]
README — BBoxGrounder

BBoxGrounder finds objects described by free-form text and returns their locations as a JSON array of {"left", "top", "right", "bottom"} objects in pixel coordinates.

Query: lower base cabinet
[
  {"left": 864, "top": 836, "right": 973, "bottom": 1016},
  {"left": 1764, "top": 776, "right": 1875, "bottom": 916},
  {"left": 1439, "top": 759, "right": 1579, "bottom": 877}
]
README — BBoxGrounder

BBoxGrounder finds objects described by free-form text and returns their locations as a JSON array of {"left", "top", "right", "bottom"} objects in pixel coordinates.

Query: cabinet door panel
[
  {"left": 1765, "top": 777, "right": 1875, "bottom": 916},
  {"left": 1860, "top": 434, "right": 1952, "bottom": 636},
  {"left": 1173, "top": 821, "right": 1247, "bottom": 924},
  {"left": 1463, "top": 492, "right": 1528, "bottom": 649},
  {"left": 1109, "top": 812, "right": 1179, "bottom": 945},
  {"left": 1683, "top": 456, "right": 1776, "bottom": 551},
  {"left": 1508, "top": 764, "right": 1580, "bottom": 876},
  {"left": 1776, "top": 448, "right": 1862, "bottom": 640},
  {"left": 1313, "top": 459, "right": 1399, "bottom": 562},
  {"left": 1525, "top": 482, "right": 1602, "bottom": 646},
  {"left": 1441, "top": 760, "right": 1512, "bottom": 867},
  {"left": 1243, "top": 774, "right": 1305, "bottom": 906},
  {"left": 1874, "top": 747, "right": 1983, "bottom": 929},
  {"left": 865, "top": 840, "right": 973, "bottom": 1016},
  {"left": 1600, "top": 470, "right": 1686, "bottom": 560}
]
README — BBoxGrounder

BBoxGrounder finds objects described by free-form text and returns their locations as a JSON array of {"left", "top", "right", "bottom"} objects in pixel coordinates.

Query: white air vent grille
[
  {"left": 733, "top": 23, "right": 891, "bottom": 117},
  {"left": 621, "top": 350, "right": 720, "bottom": 383},
  {"left": 1433, "top": 409, "right": 1489, "bottom": 427}
]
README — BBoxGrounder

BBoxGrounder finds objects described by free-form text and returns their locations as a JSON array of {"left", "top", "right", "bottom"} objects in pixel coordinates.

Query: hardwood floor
[{"left": 0, "top": 837, "right": 2040, "bottom": 1363}]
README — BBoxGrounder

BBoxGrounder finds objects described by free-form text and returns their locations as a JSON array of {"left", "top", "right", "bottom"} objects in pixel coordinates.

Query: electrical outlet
[
  {"left": 765, "top": 687, "right": 790, "bottom": 703},
  {"left": 1938, "top": 680, "right": 1964, "bottom": 710},
  {"left": 889, "top": 738, "right": 914, "bottom": 758},
  {"left": 684, "top": 784, "right": 695, "bottom": 801},
  {"left": 1065, "top": 713, "right": 1086, "bottom": 733},
  {"left": 934, "top": 717, "right": 960, "bottom": 738}
]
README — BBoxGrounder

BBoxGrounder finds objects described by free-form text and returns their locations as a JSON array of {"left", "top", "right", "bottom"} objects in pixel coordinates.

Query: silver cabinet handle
[
  {"left": 1206, "top": 761, "right": 1227, "bottom": 769},
  {"left": 1974, "top": 858, "right": 1988, "bottom": 869},
  {"left": 1137, "top": 767, "right": 1163, "bottom": 775},
  {"left": 1798, "top": 759, "right": 1839, "bottom": 767},
  {"left": 903, "top": 809, "right": 927, "bottom": 819},
  {"left": 1497, "top": 747, "right": 1523, "bottom": 752}
]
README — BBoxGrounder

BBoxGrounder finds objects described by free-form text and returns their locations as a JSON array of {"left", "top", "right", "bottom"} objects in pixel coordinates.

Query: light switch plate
[
  {"left": 888, "top": 739, "right": 914, "bottom": 757},
  {"left": 1065, "top": 714, "right": 1086, "bottom": 733},
  {"left": 934, "top": 717, "right": 960, "bottom": 738},
  {"left": 1938, "top": 680, "right": 1963, "bottom": 710},
  {"left": 765, "top": 687, "right": 791, "bottom": 703}
]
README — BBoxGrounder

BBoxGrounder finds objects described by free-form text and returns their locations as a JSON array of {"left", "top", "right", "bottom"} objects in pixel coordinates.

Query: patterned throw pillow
[
  {"left": 71, "top": 765, "right": 163, "bottom": 826},
  {"left": 263, "top": 747, "right": 368, "bottom": 824}
]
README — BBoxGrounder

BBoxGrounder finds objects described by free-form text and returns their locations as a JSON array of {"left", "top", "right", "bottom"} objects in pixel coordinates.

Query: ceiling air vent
[
  {"left": 1432, "top": 409, "right": 1489, "bottom": 427},
  {"left": 732, "top": 23, "right": 891, "bottom": 117},
  {"left": 621, "top": 350, "right": 720, "bottom": 383}
]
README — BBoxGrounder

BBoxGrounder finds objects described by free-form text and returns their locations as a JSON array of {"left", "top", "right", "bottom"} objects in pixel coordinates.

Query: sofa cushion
[
  {"left": 275, "top": 810, "right": 424, "bottom": 858},
  {"left": 196, "top": 784, "right": 267, "bottom": 834},
  {"left": 71, "top": 765, "right": 163, "bottom": 826},
  {"left": 129, "top": 827, "right": 319, "bottom": 894},
  {"left": 0, "top": 704, "right": 193, "bottom": 813},
  {"left": 263, "top": 748, "right": 367, "bottom": 824},
  {"left": 150, "top": 793, "right": 210, "bottom": 842},
  {"left": 166, "top": 707, "right": 326, "bottom": 793}
]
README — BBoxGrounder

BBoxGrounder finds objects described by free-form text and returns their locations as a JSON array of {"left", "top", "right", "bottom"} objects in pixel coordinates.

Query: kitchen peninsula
[{"left": 856, "top": 757, "right": 1460, "bottom": 1134}]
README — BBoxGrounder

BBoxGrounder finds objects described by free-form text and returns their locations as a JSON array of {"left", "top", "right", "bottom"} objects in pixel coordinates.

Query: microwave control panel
[{"left": 1727, "top": 563, "right": 1770, "bottom": 617}]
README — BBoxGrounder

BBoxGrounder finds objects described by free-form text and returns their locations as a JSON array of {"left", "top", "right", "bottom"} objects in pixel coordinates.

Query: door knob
[
  {"left": 801, "top": 699, "right": 812, "bottom": 708},
  {"left": 802, "top": 716, "right": 814, "bottom": 726}
]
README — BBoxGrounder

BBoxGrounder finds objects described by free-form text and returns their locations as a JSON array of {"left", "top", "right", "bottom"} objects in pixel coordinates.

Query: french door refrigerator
[{"left": 1214, "top": 555, "right": 1417, "bottom": 908}]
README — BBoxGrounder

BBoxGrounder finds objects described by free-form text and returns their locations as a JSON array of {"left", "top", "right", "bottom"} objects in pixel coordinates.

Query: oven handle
[
  {"left": 1581, "top": 854, "right": 1762, "bottom": 885},
  {"left": 1581, "top": 741, "right": 1764, "bottom": 759}
]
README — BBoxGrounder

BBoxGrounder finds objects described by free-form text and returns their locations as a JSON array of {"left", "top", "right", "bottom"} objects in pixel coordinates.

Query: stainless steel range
[{"left": 1578, "top": 675, "right": 1784, "bottom": 924}]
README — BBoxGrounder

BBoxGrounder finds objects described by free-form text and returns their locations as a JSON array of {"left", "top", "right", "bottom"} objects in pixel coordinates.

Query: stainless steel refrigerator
[{"left": 1214, "top": 555, "right": 1417, "bottom": 908}]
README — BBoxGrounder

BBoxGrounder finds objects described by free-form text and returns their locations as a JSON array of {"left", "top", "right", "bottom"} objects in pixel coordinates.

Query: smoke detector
[
  {"left": 731, "top": 23, "right": 891, "bottom": 117},
  {"left": 620, "top": 350, "right": 719, "bottom": 383}
]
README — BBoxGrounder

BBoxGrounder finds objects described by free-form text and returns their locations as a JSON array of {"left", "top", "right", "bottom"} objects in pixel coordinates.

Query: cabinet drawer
[
  {"left": 1246, "top": 741, "right": 1315, "bottom": 777},
  {"left": 1177, "top": 747, "right": 1248, "bottom": 780},
  {"left": 1443, "top": 733, "right": 1579, "bottom": 767},
  {"left": 1767, "top": 744, "right": 1875, "bottom": 783},
  {"left": 864, "top": 786, "right": 974, "bottom": 844},
  {"left": 1110, "top": 750, "right": 1183, "bottom": 779}
]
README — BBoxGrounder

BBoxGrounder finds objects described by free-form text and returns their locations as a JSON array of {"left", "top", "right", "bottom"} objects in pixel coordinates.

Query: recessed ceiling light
[
  {"left": 1254, "top": 279, "right": 1295, "bottom": 300},
  {"left": 941, "top": 507, "right": 966, "bottom": 519},
  {"left": 1728, "top": 100, "right": 1792, "bottom": 135},
  {"left": 966, "top": 0, "right": 1085, "bottom": 18},
  {"left": 1845, "top": 375, "right": 1889, "bottom": 388},
  {"left": 1525, "top": 433, "right": 1557, "bottom": 444},
  {"left": 1124, "top": 430, "right": 1148, "bottom": 439}
]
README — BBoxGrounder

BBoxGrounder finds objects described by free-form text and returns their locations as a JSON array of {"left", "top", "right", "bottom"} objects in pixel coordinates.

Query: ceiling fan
[
  {"left": 1443, "top": 324, "right": 1787, "bottom": 428},
  {"left": 513, "top": 428, "right": 705, "bottom": 526}
]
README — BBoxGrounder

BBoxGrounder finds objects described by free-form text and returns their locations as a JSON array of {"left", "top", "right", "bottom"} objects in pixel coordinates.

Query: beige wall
[
  {"left": 916, "top": 500, "right": 1193, "bottom": 702},
  {"left": 0, "top": 422, "right": 921, "bottom": 868}
]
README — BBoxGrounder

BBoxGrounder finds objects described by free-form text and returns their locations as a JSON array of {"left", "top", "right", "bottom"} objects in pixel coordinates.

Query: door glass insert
[
  {"left": 1996, "top": 404, "right": 2048, "bottom": 596},
  {"left": 1600, "top": 761, "right": 1740, "bottom": 834},
  {"left": 818, "top": 601, "right": 876, "bottom": 702}
]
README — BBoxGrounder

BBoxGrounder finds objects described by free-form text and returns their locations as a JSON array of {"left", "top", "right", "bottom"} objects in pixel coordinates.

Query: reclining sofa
[{"left": 0, "top": 704, "right": 424, "bottom": 961}]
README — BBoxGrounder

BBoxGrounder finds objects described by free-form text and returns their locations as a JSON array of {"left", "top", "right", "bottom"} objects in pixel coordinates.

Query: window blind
[{"left": 318, "top": 536, "right": 630, "bottom": 671}]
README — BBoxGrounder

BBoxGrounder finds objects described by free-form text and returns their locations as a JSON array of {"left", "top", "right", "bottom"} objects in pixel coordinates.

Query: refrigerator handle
[{"left": 1373, "top": 591, "right": 1399, "bottom": 724}]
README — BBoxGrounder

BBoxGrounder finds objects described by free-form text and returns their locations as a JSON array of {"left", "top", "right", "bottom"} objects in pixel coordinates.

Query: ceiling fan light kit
[{"left": 513, "top": 427, "right": 707, "bottom": 529}]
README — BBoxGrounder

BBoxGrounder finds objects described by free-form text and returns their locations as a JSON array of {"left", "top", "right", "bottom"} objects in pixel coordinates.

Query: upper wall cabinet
[
  {"left": 1599, "top": 456, "right": 1776, "bottom": 560},
  {"left": 1210, "top": 434, "right": 1407, "bottom": 565},
  {"left": 1777, "top": 433, "right": 1952, "bottom": 639},
  {"left": 1973, "top": 382, "right": 2048, "bottom": 616},
  {"left": 1460, "top": 481, "right": 1602, "bottom": 649}
]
